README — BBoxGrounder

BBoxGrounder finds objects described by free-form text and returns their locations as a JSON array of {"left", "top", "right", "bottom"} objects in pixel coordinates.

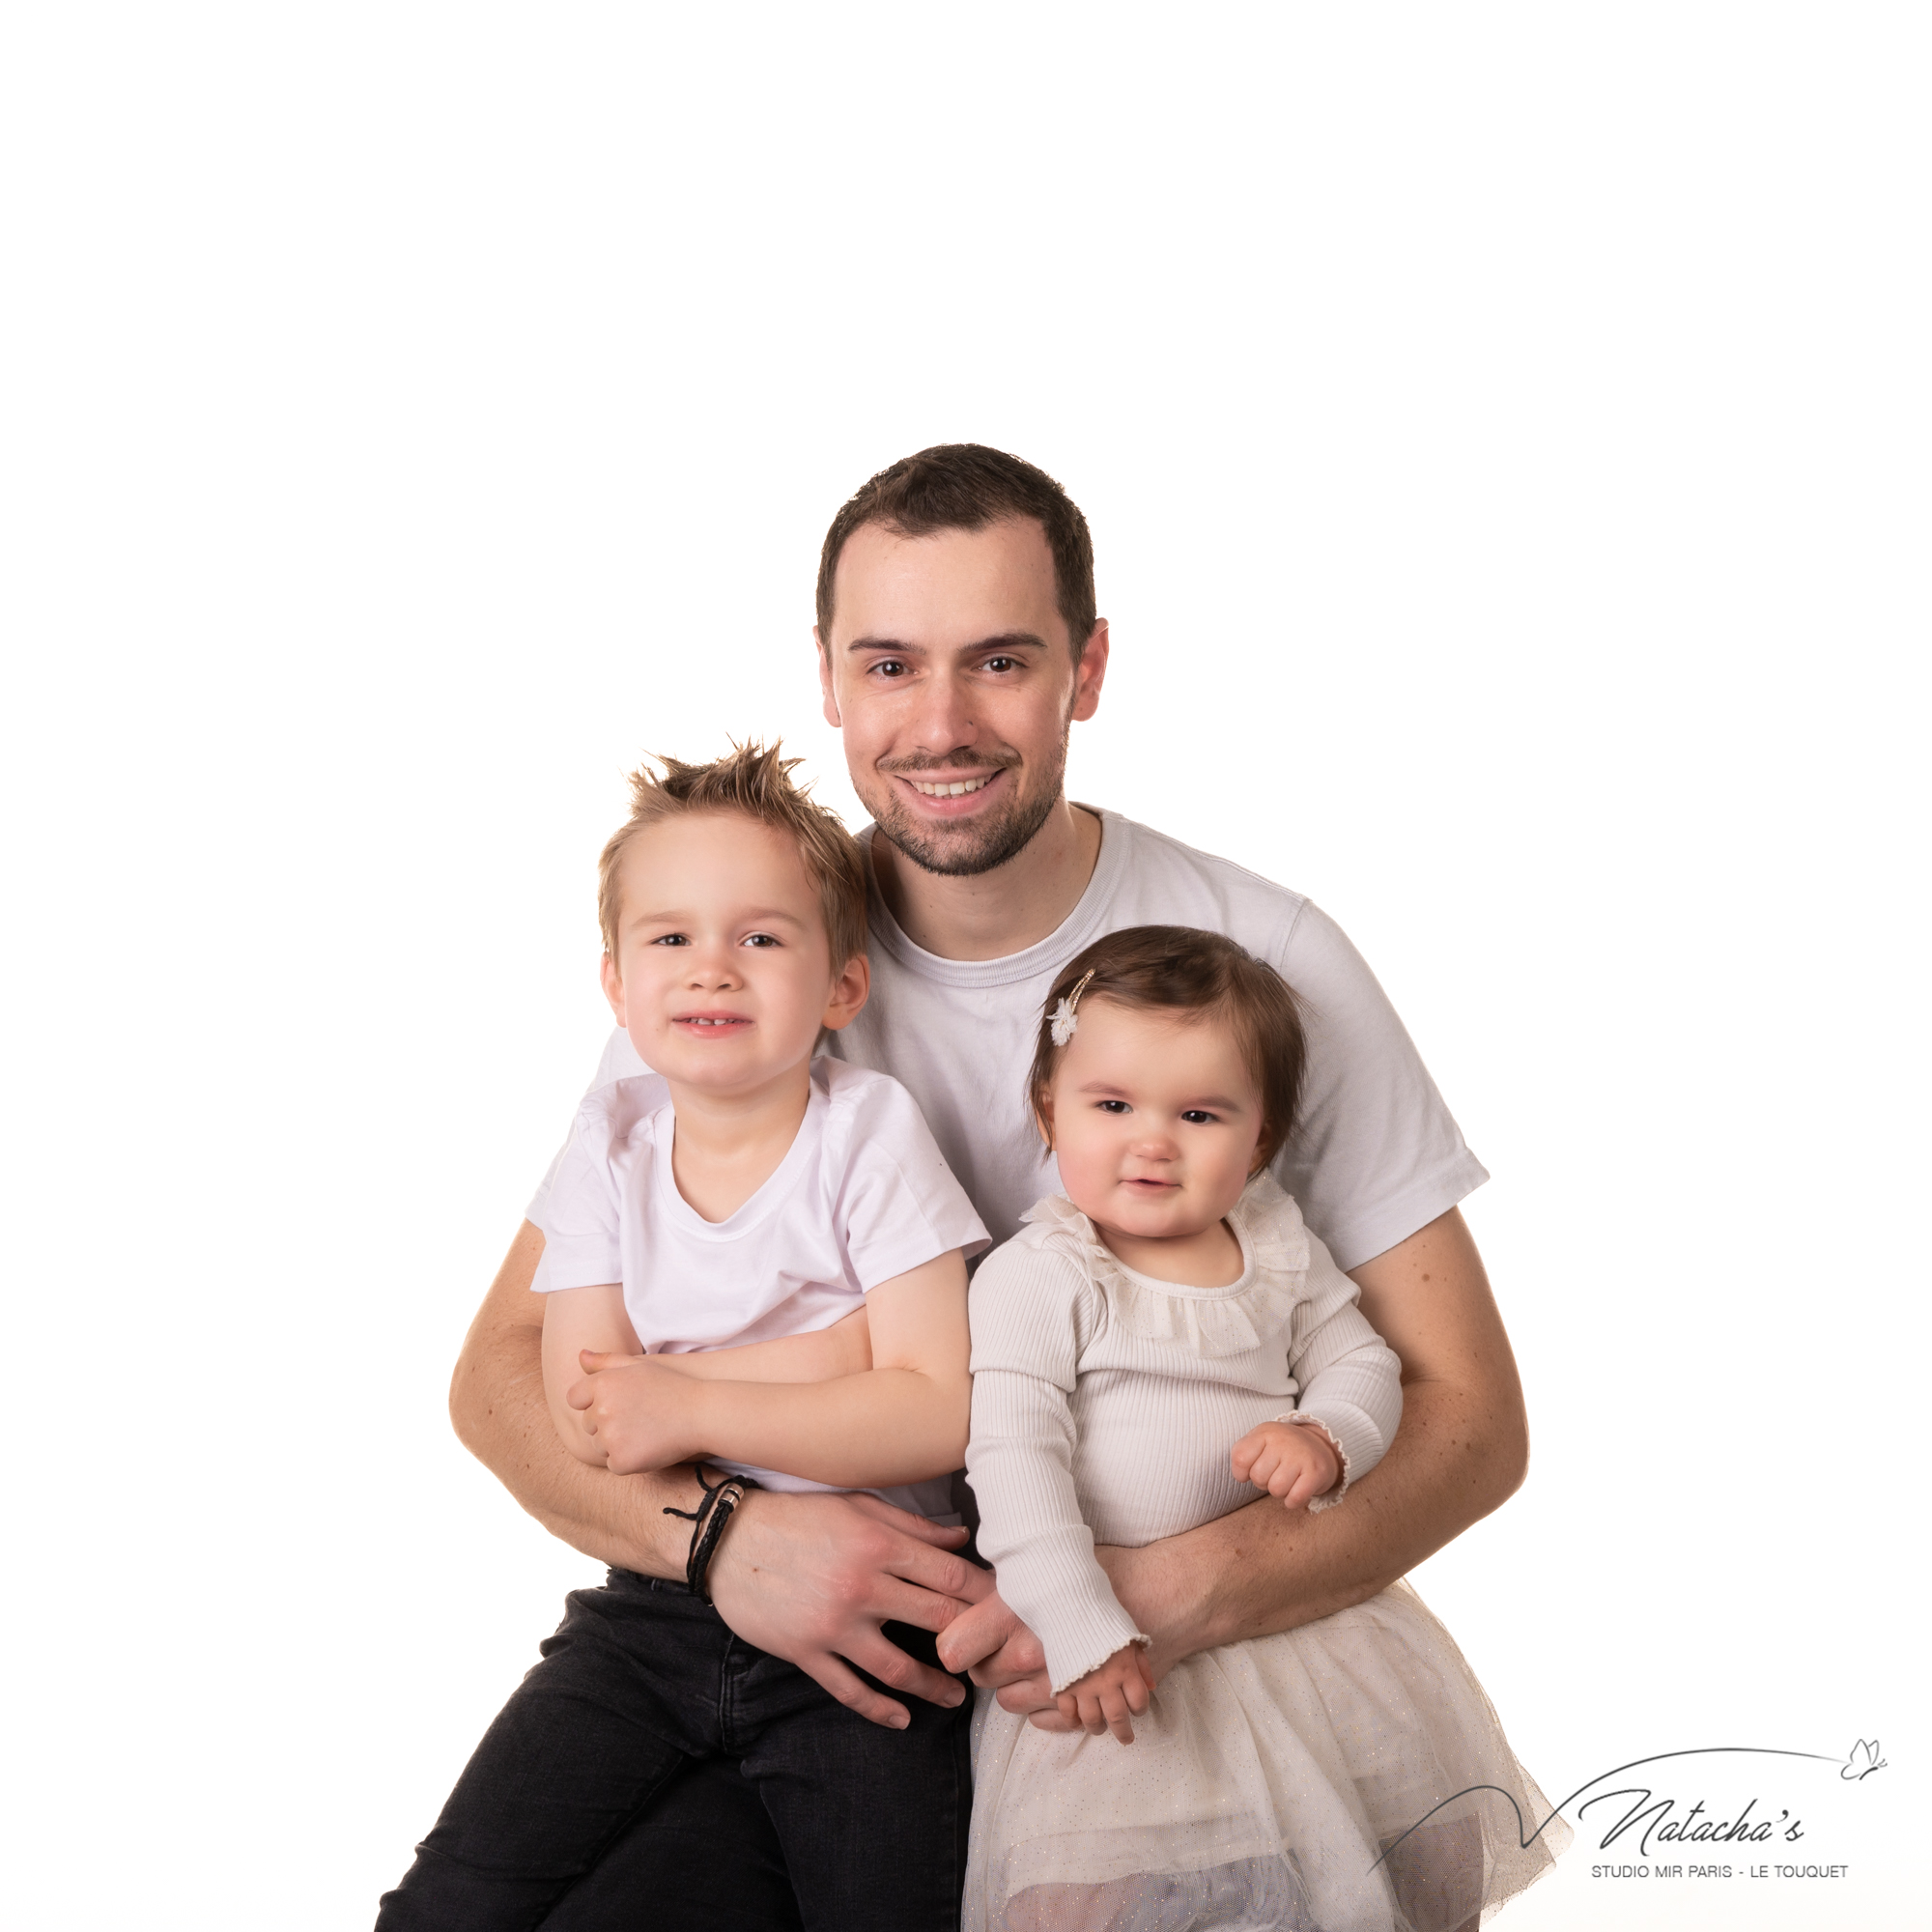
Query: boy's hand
[
  {"left": 1230, "top": 1419, "right": 1341, "bottom": 1510},
  {"left": 1054, "top": 1642, "right": 1154, "bottom": 1744},
  {"left": 569, "top": 1351, "right": 705, "bottom": 1473}
]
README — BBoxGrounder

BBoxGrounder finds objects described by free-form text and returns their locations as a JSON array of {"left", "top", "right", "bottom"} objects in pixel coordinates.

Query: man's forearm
[
  {"left": 1101, "top": 1373, "right": 1522, "bottom": 1662},
  {"left": 449, "top": 1222, "right": 702, "bottom": 1577},
  {"left": 1102, "top": 1208, "right": 1527, "bottom": 1665}
]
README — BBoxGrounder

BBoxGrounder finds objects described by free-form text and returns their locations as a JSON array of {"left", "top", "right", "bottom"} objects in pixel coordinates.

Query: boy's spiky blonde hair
[{"left": 598, "top": 742, "right": 867, "bottom": 973}]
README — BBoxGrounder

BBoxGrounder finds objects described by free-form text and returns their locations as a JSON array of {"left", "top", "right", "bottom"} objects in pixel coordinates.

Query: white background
[{"left": 3, "top": 6, "right": 1925, "bottom": 1927}]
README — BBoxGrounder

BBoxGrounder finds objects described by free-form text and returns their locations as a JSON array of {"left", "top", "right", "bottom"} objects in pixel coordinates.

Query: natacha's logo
[{"left": 1377, "top": 1739, "right": 1887, "bottom": 1870}]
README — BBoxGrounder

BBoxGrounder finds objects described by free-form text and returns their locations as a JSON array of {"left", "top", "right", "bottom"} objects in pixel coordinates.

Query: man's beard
[{"left": 867, "top": 734, "right": 1069, "bottom": 879}]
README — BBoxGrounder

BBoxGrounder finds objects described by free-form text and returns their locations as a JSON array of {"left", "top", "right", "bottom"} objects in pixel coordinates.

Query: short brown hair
[
  {"left": 1025, "top": 926, "right": 1307, "bottom": 1170},
  {"left": 816, "top": 443, "right": 1097, "bottom": 658},
  {"left": 598, "top": 742, "right": 867, "bottom": 974}
]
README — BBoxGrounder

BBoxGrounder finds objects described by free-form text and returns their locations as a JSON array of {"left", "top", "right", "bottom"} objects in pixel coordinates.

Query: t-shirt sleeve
[
  {"left": 1271, "top": 901, "right": 1490, "bottom": 1271},
  {"left": 966, "top": 1238, "right": 1148, "bottom": 1692},
  {"left": 529, "top": 1094, "right": 629, "bottom": 1293},
  {"left": 1281, "top": 1229, "right": 1405, "bottom": 1505},
  {"left": 834, "top": 1072, "right": 991, "bottom": 1291},
  {"left": 526, "top": 1036, "right": 659, "bottom": 1294},
  {"left": 525, "top": 1029, "right": 654, "bottom": 1228}
]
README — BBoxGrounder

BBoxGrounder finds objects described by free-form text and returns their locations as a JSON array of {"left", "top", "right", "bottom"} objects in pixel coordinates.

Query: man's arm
[
  {"left": 450, "top": 1223, "right": 990, "bottom": 1727},
  {"left": 937, "top": 1208, "right": 1526, "bottom": 1699}
]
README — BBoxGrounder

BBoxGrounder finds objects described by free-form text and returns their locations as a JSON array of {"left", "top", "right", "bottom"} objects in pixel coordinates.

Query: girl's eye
[
  {"left": 1180, "top": 1110, "right": 1218, "bottom": 1125},
  {"left": 1096, "top": 1099, "right": 1131, "bottom": 1115}
]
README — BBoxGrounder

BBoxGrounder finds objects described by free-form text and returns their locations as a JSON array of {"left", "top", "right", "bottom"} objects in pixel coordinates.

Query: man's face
[{"left": 817, "top": 518, "right": 1108, "bottom": 876}]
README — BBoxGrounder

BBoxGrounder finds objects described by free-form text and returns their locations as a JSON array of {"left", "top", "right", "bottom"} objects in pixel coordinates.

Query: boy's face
[
  {"left": 1042, "top": 997, "right": 1264, "bottom": 1243},
  {"left": 816, "top": 517, "right": 1109, "bottom": 876},
  {"left": 601, "top": 811, "right": 867, "bottom": 1099}
]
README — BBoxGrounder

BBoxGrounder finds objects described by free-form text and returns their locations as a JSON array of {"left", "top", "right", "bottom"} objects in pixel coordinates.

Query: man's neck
[{"left": 870, "top": 800, "right": 1103, "bottom": 962}]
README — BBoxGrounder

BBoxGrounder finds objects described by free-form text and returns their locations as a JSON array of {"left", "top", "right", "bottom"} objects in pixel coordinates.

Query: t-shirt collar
[{"left": 858, "top": 805, "right": 1130, "bottom": 989}]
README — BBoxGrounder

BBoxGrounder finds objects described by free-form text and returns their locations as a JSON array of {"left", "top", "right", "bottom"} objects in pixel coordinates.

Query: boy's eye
[
  {"left": 650, "top": 933, "right": 689, "bottom": 947},
  {"left": 1096, "top": 1099, "right": 1131, "bottom": 1115},
  {"left": 742, "top": 933, "right": 781, "bottom": 949}
]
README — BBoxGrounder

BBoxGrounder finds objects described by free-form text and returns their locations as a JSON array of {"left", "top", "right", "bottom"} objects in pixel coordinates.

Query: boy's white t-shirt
[
  {"left": 531, "top": 809, "right": 1489, "bottom": 1276},
  {"left": 534, "top": 1056, "right": 988, "bottom": 1518}
]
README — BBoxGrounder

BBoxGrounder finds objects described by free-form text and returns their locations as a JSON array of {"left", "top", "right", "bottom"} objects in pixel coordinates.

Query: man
[{"left": 445, "top": 445, "right": 1526, "bottom": 1927}]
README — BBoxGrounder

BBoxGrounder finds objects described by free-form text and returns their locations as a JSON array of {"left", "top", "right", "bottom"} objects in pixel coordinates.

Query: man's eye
[
  {"left": 1096, "top": 1099, "right": 1130, "bottom": 1114},
  {"left": 871, "top": 659, "right": 909, "bottom": 678},
  {"left": 982, "top": 655, "right": 1020, "bottom": 673},
  {"left": 1180, "top": 1109, "right": 1218, "bottom": 1125}
]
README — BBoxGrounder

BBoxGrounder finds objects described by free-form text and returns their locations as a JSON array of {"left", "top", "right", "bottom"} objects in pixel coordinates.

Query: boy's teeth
[{"left": 911, "top": 776, "right": 991, "bottom": 796}]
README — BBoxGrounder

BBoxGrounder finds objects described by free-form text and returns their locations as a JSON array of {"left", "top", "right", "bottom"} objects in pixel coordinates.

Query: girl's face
[{"left": 1043, "top": 996, "right": 1265, "bottom": 1243}]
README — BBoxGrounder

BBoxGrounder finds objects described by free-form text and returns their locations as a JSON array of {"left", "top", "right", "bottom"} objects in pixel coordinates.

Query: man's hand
[
  {"left": 569, "top": 1350, "right": 703, "bottom": 1473},
  {"left": 706, "top": 1489, "right": 995, "bottom": 1730}
]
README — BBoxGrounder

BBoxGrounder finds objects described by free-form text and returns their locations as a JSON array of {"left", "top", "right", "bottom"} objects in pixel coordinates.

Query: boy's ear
[
  {"left": 820, "top": 950, "right": 870, "bottom": 1032},
  {"left": 599, "top": 953, "right": 627, "bottom": 1028}
]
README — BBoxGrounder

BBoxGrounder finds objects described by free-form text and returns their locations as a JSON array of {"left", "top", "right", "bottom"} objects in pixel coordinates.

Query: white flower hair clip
[{"left": 1049, "top": 968, "right": 1096, "bottom": 1047}]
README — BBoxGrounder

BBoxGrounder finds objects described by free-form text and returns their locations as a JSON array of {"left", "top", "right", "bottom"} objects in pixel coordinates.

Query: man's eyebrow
[{"left": 843, "top": 631, "right": 1050, "bottom": 656}]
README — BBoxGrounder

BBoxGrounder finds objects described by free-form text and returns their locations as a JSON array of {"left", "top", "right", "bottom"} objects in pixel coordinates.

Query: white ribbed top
[{"left": 965, "top": 1175, "right": 1404, "bottom": 1692}]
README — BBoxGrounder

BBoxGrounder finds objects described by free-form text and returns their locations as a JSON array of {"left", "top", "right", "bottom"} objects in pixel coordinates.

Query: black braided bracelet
[{"left": 663, "top": 1466, "right": 762, "bottom": 1603}]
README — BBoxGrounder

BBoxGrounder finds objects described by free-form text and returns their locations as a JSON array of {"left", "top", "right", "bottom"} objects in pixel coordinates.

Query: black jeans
[{"left": 377, "top": 1571, "right": 972, "bottom": 1932}]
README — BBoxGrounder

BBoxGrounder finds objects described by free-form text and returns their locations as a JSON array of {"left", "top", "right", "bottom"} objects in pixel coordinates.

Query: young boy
[{"left": 378, "top": 744, "right": 987, "bottom": 1932}]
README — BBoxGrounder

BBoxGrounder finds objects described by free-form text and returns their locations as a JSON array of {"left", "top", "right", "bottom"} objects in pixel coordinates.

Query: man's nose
[{"left": 906, "top": 667, "right": 978, "bottom": 755}]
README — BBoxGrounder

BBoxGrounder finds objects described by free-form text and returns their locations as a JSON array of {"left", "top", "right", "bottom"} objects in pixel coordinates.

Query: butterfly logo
[{"left": 1841, "top": 1739, "right": 1887, "bottom": 1781}]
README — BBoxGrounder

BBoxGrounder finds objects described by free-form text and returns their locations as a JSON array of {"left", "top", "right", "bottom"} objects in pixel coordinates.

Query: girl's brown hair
[{"left": 1025, "top": 925, "right": 1307, "bottom": 1170}]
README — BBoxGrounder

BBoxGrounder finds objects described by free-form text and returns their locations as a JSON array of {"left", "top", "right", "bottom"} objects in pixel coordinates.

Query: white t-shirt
[
  {"left": 533, "top": 1057, "right": 989, "bottom": 1517},
  {"left": 530, "top": 808, "right": 1488, "bottom": 1272}
]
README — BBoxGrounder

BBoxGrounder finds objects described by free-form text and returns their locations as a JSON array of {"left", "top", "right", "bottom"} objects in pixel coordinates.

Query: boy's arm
[
  {"left": 566, "top": 1251, "right": 970, "bottom": 1488},
  {"left": 940, "top": 1208, "right": 1527, "bottom": 1700},
  {"left": 627, "top": 1307, "right": 872, "bottom": 1384},
  {"left": 450, "top": 1222, "right": 989, "bottom": 1729},
  {"left": 540, "top": 1284, "right": 641, "bottom": 1464}
]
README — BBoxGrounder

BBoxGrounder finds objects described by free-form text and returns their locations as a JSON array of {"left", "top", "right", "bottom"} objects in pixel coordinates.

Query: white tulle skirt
[{"left": 965, "top": 1581, "right": 1569, "bottom": 1932}]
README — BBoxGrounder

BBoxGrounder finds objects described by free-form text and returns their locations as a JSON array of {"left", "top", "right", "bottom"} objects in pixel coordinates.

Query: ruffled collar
[{"left": 1020, "top": 1173, "right": 1311, "bottom": 1357}]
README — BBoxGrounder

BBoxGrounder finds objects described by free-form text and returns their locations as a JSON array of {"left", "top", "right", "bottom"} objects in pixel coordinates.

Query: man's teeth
[{"left": 910, "top": 776, "right": 993, "bottom": 796}]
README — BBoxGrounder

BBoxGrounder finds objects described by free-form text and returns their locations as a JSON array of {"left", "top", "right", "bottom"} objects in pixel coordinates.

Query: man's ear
[
  {"left": 820, "top": 949, "right": 870, "bottom": 1032},
  {"left": 815, "top": 627, "right": 841, "bottom": 727},
  {"left": 599, "top": 952, "right": 628, "bottom": 1028},
  {"left": 1069, "top": 618, "right": 1109, "bottom": 723}
]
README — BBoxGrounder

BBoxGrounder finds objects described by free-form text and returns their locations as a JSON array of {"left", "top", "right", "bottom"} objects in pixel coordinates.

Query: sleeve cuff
[{"left": 1279, "top": 1403, "right": 1384, "bottom": 1513}]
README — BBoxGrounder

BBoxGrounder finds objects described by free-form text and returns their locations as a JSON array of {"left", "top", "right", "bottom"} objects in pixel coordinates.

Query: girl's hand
[
  {"left": 569, "top": 1351, "right": 706, "bottom": 1473},
  {"left": 1231, "top": 1419, "right": 1341, "bottom": 1510},
  {"left": 1053, "top": 1642, "right": 1154, "bottom": 1744}
]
